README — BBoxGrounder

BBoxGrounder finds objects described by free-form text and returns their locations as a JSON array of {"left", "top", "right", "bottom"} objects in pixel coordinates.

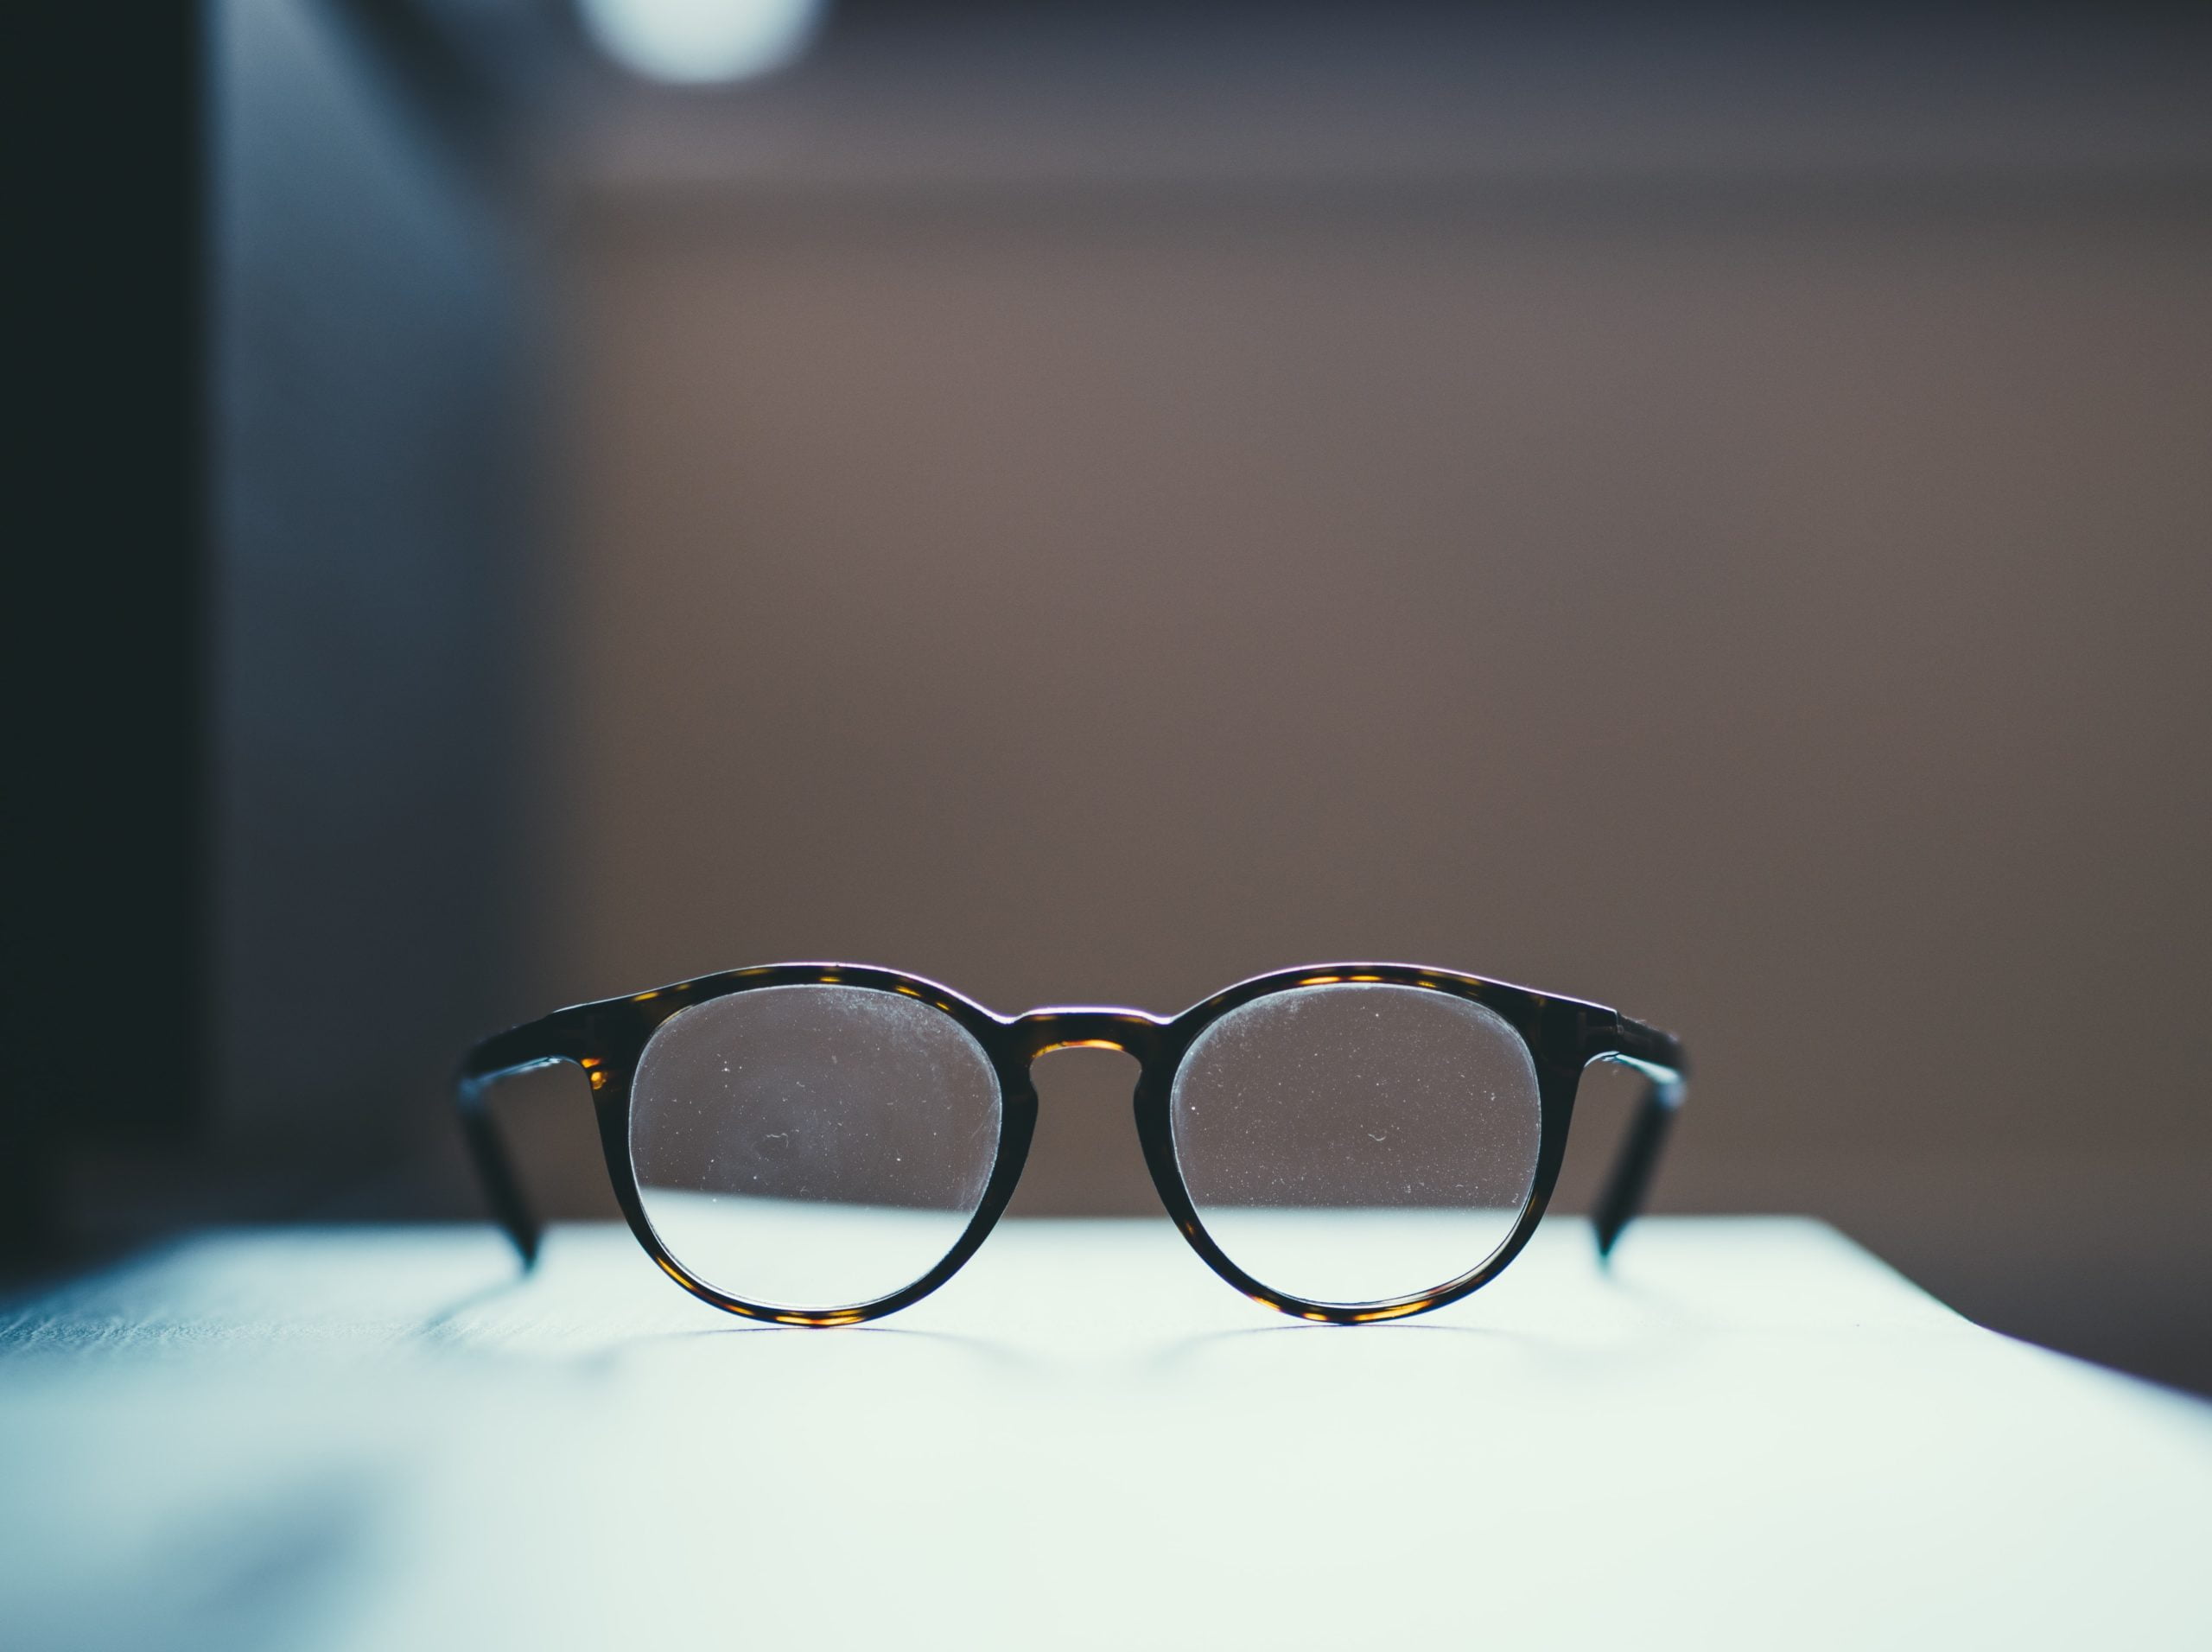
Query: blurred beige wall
[{"left": 524, "top": 11, "right": 2212, "bottom": 1386}]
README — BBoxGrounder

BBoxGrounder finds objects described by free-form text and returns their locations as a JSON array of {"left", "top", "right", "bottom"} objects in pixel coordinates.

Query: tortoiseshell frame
[{"left": 457, "top": 963, "right": 1688, "bottom": 1327}]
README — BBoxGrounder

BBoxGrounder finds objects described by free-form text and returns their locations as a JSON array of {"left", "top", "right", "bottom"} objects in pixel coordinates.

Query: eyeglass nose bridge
[{"left": 1012, "top": 1007, "right": 1166, "bottom": 1065}]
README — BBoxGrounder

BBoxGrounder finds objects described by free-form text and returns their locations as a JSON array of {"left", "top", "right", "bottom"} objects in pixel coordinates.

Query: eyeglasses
[{"left": 456, "top": 963, "right": 1688, "bottom": 1327}]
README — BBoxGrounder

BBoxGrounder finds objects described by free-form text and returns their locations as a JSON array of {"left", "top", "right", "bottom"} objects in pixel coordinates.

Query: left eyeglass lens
[{"left": 630, "top": 985, "right": 1001, "bottom": 1311}]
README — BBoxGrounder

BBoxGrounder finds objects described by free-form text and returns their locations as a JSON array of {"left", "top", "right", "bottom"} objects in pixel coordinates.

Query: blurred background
[{"left": 9, "top": 1, "right": 2209, "bottom": 1391}]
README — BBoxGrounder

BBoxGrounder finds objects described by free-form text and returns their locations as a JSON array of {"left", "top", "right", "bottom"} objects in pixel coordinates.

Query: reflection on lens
[
  {"left": 1170, "top": 983, "right": 1541, "bottom": 1306},
  {"left": 631, "top": 985, "right": 1001, "bottom": 1310}
]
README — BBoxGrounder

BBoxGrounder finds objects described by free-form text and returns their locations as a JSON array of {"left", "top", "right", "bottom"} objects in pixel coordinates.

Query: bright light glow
[{"left": 577, "top": 0, "right": 826, "bottom": 85}]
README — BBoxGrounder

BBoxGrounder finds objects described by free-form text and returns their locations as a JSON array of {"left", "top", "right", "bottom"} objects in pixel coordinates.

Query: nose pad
[{"left": 1003, "top": 1045, "right": 1157, "bottom": 1217}]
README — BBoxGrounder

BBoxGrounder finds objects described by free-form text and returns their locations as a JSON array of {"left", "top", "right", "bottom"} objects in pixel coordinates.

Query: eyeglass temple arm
[
  {"left": 1589, "top": 1016, "right": 1689, "bottom": 1260},
  {"left": 454, "top": 1021, "right": 585, "bottom": 1269}
]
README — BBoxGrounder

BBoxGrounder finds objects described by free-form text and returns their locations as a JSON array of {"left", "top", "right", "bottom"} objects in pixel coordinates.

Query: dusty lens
[
  {"left": 631, "top": 985, "right": 1001, "bottom": 1311},
  {"left": 1170, "top": 983, "right": 1541, "bottom": 1306}
]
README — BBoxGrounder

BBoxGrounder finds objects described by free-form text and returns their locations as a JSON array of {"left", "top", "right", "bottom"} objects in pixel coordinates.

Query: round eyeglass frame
[{"left": 456, "top": 961, "right": 1683, "bottom": 1327}]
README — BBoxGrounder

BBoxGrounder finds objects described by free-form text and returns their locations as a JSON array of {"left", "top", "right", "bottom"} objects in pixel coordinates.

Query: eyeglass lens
[
  {"left": 1169, "top": 984, "right": 1542, "bottom": 1306},
  {"left": 630, "top": 985, "right": 1001, "bottom": 1311}
]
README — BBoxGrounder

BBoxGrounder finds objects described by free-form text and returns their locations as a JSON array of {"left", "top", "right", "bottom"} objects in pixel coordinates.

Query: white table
[{"left": 3, "top": 1217, "right": 2209, "bottom": 1649}]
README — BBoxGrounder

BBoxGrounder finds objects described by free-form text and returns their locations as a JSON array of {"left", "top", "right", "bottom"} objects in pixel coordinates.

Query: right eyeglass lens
[
  {"left": 629, "top": 984, "right": 1002, "bottom": 1312},
  {"left": 1169, "top": 982, "right": 1542, "bottom": 1307}
]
